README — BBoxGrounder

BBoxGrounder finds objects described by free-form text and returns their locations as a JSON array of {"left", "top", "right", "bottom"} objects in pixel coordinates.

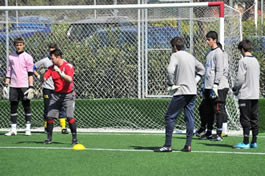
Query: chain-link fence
[{"left": 0, "top": 3, "right": 242, "bottom": 131}]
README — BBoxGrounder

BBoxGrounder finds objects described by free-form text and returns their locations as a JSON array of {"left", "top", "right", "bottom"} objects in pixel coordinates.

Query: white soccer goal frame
[
  {"left": 0, "top": 1, "right": 225, "bottom": 51},
  {"left": 1, "top": 2, "right": 225, "bottom": 99},
  {"left": 0, "top": 2, "right": 243, "bottom": 133}
]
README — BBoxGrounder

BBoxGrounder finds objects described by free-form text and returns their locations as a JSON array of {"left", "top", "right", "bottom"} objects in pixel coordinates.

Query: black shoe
[
  {"left": 181, "top": 145, "right": 191, "bottom": 152},
  {"left": 72, "top": 138, "right": 78, "bottom": 145},
  {"left": 200, "top": 134, "right": 213, "bottom": 140},
  {"left": 154, "top": 146, "right": 172, "bottom": 152},
  {"left": 61, "top": 128, "right": 69, "bottom": 134},
  {"left": 210, "top": 135, "right": 223, "bottom": 141},
  {"left": 194, "top": 128, "right": 205, "bottom": 137},
  {"left": 43, "top": 139, "right": 52, "bottom": 144}
]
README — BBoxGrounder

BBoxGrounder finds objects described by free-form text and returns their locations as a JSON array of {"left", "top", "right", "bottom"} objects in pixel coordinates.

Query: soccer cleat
[
  {"left": 181, "top": 145, "right": 191, "bottom": 152},
  {"left": 43, "top": 139, "right": 52, "bottom": 144},
  {"left": 194, "top": 128, "right": 205, "bottom": 137},
  {"left": 250, "top": 143, "right": 258, "bottom": 148},
  {"left": 200, "top": 134, "right": 213, "bottom": 140},
  {"left": 233, "top": 142, "right": 250, "bottom": 149},
  {"left": 72, "top": 138, "right": 78, "bottom": 145},
  {"left": 221, "top": 133, "right": 228, "bottom": 137},
  {"left": 25, "top": 130, "right": 31, "bottom": 136},
  {"left": 154, "top": 146, "right": 172, "bottom": 152},
  {"left": 61, "top": 128, "right": 69, "bottom": 134},
  {"left": 210, "top": 135, "right": 223, "bottom": 141},
  {"left": 5, "top": 130, "right": 17, "bottom": 136}
]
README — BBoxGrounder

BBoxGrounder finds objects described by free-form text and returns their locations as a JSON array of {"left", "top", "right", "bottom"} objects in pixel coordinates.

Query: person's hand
[
  {"left": 210, "top": 84, "right": 218, "bottom": 99},
  {"left": 2, "top": 85, "right": 9, "bottom": 99},
  {"left": 24, "top": 86, "right": 35, "bottom": 100},
  {"left": 167, "top": 85, "right": 180, "bottom": 95},
  {"left": 232, "top": 87, "right": 239, "bottom": 96},
  {"left": 54, "top": 65, "right": 65, "bottom": 77},
  {"left": 195, "top": 75, "right": 201, "bottom": 84}
]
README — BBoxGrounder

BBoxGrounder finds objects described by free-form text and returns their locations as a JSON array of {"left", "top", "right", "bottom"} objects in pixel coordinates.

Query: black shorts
[{"left": 9, "top": 87, "right": 28, "bottom": 101}]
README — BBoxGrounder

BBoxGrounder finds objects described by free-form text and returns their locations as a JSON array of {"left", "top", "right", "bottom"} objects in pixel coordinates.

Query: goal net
[{"left": 0, "top": 2, "right": 242, "bottom": 132}]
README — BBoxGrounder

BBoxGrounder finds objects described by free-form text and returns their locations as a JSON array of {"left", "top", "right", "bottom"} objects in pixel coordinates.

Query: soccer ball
[{"left": 72, "top": 144, "right": 86, "bottom": 150}]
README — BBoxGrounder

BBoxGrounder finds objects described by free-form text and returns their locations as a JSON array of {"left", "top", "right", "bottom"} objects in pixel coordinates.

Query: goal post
[{"left": 0, "top": 2, "right": 242, "bottom": 132}]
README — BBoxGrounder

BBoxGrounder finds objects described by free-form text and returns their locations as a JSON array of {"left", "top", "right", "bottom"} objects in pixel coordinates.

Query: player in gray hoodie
[
  {"left": 233, "top": 39, "right": 260, "bottom": 149},
  {"left": 154, "top": 37, "right": 205, "bottom": 152}
]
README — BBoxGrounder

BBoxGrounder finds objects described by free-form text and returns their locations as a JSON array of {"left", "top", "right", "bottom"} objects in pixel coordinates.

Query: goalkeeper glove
[
  {"left": 232, "top": 87, "right": 239, "bottom": 96},
  {"left": 167, "top": 85, "right": 180, "bottom": 95},
  {"left": 54, "top": 65, "right": 65, "bottom": 77},
  {"left": 167, "top": 85, "right": 180, "bottom": 91},
  {"left": 210, "top": 84, "right": 218, "bottom": 99},
  {"left": 195, "top": 75, "right": 201, "bottom": 84},
  {"left": 2, "top": 84, "right": 9, "bottom": 99},
  {"left": 24, "top": 86, "right": 35, "bottom": 100}
]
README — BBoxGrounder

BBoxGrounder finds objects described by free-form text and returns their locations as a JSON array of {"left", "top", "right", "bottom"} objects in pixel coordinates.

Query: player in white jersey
[
  {"left": 233, "top": 40, "right": 260, "bottom": 149},
  {"left": 154, "top": 37, "right": 205, "bottom": 152}
]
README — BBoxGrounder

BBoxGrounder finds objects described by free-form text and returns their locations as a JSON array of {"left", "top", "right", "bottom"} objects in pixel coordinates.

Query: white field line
[{"left": 0, "top": 146, "right": 265, "bottom": 155}]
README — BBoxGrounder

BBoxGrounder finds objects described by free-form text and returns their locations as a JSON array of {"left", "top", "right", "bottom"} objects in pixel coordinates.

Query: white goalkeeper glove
[
  {"left": 167, "top": 85, "right": 180, "bottom": 91},
  {"left": 167, "top": 85, "right": 180, "bottom": 95},
  {"left": 195, "top": 75, "right": 201, "bottom": 84},
  {"left": 2, "top": 85, "right": 9, "bottom": 99},
  {"left": 210, "top": 84, "right": 218, "bottom": 99},
  {"left": 54, "top": 65, "right": 65, "bottom": 77},
  {"left": 24, "top": 86, "right": 35, "bottom": 100}
]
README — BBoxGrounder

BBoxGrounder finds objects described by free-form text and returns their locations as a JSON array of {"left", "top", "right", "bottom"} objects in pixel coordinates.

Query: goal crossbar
[
  {"left": 0, "top": 2, "right": 222, "bottom": 11},
  {"left": 0, "top": 1, "right": 225, "bottom": 46}
]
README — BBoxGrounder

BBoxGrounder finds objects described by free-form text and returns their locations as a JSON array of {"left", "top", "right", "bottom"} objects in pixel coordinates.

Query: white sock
[
  {"left": 11, "top": 124, "right": 17, "bottom": 131},
  {"left": 26, "top": 123, "right": 31, "bottom": 131},
  {"left": 222, "top": 123, "right": 227, "bottom": 134}
]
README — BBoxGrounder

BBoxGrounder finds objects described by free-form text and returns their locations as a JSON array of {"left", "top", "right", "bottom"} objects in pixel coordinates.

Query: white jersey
[
  {"left": 167, "top": 50, "right": 205, "bottom": 96},
  {"left": 218, "top": 51, "right": 229, "bottom": 89},
  {"left": 204, "top": 47, "right": 224, "bottom": 89},
  {"left": 34, "top": 57, "right": 54, "bottom": 90},
  {"left": 234, "top": 55, "right": 260, "bottom": 99}
]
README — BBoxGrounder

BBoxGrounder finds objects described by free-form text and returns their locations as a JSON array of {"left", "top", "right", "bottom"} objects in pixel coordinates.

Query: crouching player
[
  {"left": 154, "top": 37, "right": 205, "bottom": 152},
  {"left": 43, "top": 49, "right": 78, "bottom": 144}
]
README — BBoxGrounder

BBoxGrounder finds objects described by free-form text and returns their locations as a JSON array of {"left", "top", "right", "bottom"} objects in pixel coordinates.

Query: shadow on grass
[
  {"left": 0, "top": 131, "right": 46, "bottom": 135},
  {"left": 16, "top": 141, "right": 65, "bottom": 145},
  {"left": 199, "top": 143, "right": 233, "bottom": 148},
  {"left": 129, "top": 146, "right": 161, "bottom": 150}
]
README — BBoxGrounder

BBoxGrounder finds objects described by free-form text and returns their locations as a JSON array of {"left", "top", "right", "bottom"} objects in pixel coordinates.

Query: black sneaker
[
  {"left": 210, "top": 135, "right": 223, "bottom": 141},
  {"left": 72, "top": 138, "right": 78, "bottom": 145},
  {"left": 154, "top": 146, "right": 172, "bottom": 152},
  {"left": 43, "top": 139, "right": 52, "bottom": 144},
  {"left": 194, "top": 128, "right": 205, "bottom": 137},
  {"left": 200, "top": 134, "right": 213, "bottom": 140},
  {"left": 181, "top": 145, "right": 191, "bottom": 152},
  {"left": 61, "top": 128, "right": 69, "bottom": 134}
]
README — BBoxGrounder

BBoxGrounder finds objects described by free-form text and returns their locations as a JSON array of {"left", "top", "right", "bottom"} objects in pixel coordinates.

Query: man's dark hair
[
  {"left": 238, "top": 39, "right": 252, "bottom": 52},
  {"left": 13, "top": 37, "right": 24, "bottom": 45},
  {"left": 50, "top": 49, "right": 63, "bottom": 57},
  {"left": 206, "top": 31, "right": 218, "bottom": 40},
  {"left": 170, "top": 37, "right": 185, "bottom": 50},
  {"left": 217, "top": 42, "right": 223, "bottom": 50},
  {"left": 48, "top": 43, "right": 57, "bottom": 49}
]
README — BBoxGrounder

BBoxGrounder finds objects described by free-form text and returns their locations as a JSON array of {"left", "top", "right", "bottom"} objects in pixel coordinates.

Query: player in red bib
[{"left": 43, "top": 49, "right": 78, "bottom": 144}]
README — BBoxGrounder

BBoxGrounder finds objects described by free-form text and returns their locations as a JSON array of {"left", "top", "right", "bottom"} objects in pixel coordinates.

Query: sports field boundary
[
  {"left": 0, "top": 127, "right": 244, "bottom": 136},
  {"left": 0, "top": 146, "right": 265, "bottom": 155}
]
